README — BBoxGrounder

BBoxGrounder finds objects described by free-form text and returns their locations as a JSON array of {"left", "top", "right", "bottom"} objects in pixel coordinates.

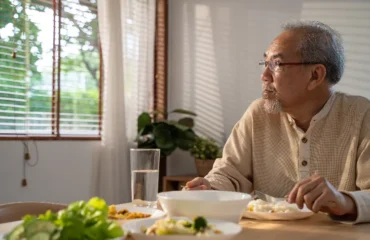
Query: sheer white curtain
[{"left": 93, "top": 0, "right": 155, "bottom": 204}]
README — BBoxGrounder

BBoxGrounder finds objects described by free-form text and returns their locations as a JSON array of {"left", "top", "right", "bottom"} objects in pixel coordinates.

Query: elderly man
[{"left": 186, "top": 20, "right": 370, "bottom": 223}]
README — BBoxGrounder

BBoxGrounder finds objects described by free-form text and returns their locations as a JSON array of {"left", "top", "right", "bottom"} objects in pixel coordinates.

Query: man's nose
[{"left": 261, "top": 67, "right": 272, "bottom": 83}]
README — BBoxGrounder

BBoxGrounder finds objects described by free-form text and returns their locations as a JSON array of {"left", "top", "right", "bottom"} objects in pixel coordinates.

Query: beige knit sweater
[{"left": 205, "top": 92, "right": 370, "bottom": 223}]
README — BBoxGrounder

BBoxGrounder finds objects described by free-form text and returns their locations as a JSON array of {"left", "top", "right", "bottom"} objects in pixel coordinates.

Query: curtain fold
[{"left": 93, "top": 0, "right": 156, "bottom": 204}]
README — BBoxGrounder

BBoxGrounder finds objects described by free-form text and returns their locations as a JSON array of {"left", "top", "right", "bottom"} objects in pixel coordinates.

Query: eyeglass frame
[{"left": 259, "top": 60, "right": 322, "bottom": 72}]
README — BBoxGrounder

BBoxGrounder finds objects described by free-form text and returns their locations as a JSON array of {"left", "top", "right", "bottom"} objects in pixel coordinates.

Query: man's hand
[
  {"left": 185, "top": 177, "right": 211, "bottom": 190},
  {"left": 287, "top": 174, "right": 357, "bottom": 217}
]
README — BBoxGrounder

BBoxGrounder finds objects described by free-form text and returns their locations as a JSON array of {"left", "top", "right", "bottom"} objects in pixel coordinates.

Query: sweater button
[
  {"left": 302, "top": 160, "right": 308, "bottom": 166},
  {"left": 302, "top": 137, "right": 308, "bottom": 143}
]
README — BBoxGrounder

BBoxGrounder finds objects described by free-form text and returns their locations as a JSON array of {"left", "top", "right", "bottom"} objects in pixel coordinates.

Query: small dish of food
[
  {"left": 243, "top": 199, "right": 314, "bottom": 221},
  {"left": 122, "top": 216, "right": 242, "bottom": 240},
  {"left": 108, "top": 203, "right": 166, "bottom": 221}
]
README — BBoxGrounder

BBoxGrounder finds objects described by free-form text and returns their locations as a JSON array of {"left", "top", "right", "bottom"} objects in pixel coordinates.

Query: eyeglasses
[{"left": 259, "top": 60, "right": 322, "bottom": 72}]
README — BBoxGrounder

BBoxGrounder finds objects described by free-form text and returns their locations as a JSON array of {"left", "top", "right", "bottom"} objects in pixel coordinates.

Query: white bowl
[
  {"left": 122, "top": 216, "right": 242, "bottom": 240},
  {"left": 157, "top": 190, "right": 252, "bottom": 223}
]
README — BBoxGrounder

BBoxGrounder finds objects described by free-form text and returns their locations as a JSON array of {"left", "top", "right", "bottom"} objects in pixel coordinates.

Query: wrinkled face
[{"left": 261, "top": 31, "right": 313, "bottom": 113}]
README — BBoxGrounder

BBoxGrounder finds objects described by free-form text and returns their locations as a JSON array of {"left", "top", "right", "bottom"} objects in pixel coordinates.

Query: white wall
[
  {"left": 2, "top": 0, "right": 369, "bottom": 200},
  {"left": 167, "top": 0, "right": 370, "bottom": 175},
  {"left": 0, "top": 141, "right": 99, "bottom": 204}
]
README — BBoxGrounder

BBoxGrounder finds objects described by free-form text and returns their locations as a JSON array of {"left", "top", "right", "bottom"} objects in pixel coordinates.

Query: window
[{"left": 0, "top": 0, "right": 101, "bottom": 139}]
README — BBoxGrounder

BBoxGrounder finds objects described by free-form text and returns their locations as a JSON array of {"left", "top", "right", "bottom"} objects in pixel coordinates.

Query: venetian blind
[{"left": 0, "top": 0, "right": 101, "bottom": 137}]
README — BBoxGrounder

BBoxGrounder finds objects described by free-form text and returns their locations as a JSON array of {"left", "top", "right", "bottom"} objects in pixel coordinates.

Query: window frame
[
  {"left": 0, "top": 0, "right": 167, "bottom": 141},
  {"left": 0, "top": 0, "right": 102, "bottom": 141},
  {"left": 154, "top": 0, "right": 168, "bottom": 192}
]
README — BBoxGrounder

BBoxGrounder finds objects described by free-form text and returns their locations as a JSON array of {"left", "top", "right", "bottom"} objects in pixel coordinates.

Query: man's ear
[{"left": 307, "top": 64, "right": 327, "bottom": 91}]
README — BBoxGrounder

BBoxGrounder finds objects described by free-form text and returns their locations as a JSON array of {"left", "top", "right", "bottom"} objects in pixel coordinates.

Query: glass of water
[{"left": 130, "top": 148, "right": 160, "bottom": 208}]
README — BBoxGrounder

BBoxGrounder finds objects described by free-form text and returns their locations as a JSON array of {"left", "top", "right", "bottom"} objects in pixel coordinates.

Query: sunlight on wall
[
  {"left": 193, "top": 4, "right": 225, "bottom": 143},
  {"left": 169, "top": 0, "right": 370, "bottom": 155},
  {"left": 301, "top": 1, "right": 370, "bottom": 99},
  {"left": 169, "top": 0, "right": 302, "bottom": 147}
]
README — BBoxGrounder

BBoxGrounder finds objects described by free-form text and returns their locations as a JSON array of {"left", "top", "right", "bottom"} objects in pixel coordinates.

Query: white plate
[
  {"left": 0, "top": 220, "right": 22, "bottom": 235},
  {"left": 122, "top": 217, "right": 242, "bottom": 240},
  {"left": 114, "top": 203, "right": 166, "bottom": 220},
  {"left": 243, "top": 207, "right": 314, "bottom": 221}
]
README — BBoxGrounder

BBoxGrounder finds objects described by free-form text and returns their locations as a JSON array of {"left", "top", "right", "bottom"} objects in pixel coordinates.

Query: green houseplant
[
  {"left": 136, "top": 109, "right": 197, "bottom": 157},
  {"left": 189, "top": 136, "right": 222, "bottom": 177}
]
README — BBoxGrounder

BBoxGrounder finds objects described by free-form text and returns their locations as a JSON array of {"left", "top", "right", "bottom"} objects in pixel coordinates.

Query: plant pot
[{"left": 195, "top": 159, "right": 215, "bottom": 177}]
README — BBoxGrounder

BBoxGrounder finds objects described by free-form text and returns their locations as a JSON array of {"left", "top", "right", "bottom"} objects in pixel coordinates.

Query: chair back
[{"left": 0, "top": 202, "right": 66, "bottom": 224}]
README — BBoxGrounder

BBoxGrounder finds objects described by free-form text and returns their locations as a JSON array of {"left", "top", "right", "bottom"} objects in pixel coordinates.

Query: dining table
[
  {"left": 237, "top": 213, "right": 370, "bottom": 240},
  {"left": 0, "top": 210, "right": 369, "bottom": 239}
]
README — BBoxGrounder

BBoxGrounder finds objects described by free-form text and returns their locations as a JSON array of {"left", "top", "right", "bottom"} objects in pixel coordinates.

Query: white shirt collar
[{"left": 287, "top": 90, "right": 336, "bottom": 125}]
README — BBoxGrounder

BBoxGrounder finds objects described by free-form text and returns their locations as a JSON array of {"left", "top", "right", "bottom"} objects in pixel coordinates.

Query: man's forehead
[{"left": 264, "top": 32, "right": 301, "bottom": 60}]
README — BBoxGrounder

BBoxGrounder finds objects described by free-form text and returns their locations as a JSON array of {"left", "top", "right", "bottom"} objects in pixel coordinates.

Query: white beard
[{"left": 263, "top": 99, "right": 282, "bottom": 114}]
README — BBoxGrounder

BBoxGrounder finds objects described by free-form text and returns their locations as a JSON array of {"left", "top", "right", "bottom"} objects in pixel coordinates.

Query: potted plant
[
  {"left": 136, "top": 109, "right": 197, "bottom": 157},
  {"left": 189, "top": 136, "right": 222, "bottom": 177}
]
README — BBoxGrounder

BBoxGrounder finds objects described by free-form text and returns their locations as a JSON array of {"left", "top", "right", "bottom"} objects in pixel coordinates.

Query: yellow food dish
[{"left": 108, "top": 205, "right": 151, "bottom": 220}]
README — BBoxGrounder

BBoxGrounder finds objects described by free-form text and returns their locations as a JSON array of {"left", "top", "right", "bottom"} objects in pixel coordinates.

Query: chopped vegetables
[
  {"left": 192, "top": 216, "right": 207, "bottom": 232},
  {"left": 108, "top": 205, "right": 151, "bottom": 220},
  {"left": 141, "top": 216, "right": 222, "bottom": 236}
]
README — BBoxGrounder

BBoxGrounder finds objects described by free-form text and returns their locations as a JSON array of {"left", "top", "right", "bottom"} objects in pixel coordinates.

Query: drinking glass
[{"left": 130, "top": 148, "right": 160, "bottom": 207}]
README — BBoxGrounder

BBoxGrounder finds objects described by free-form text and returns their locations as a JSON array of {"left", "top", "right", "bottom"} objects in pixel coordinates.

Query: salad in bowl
[
  {"left": 142, "top": 217, "right": 221, "bottom": 236},
  {"left": 123, "top": 216, "right": 242, "bottom": 240}
]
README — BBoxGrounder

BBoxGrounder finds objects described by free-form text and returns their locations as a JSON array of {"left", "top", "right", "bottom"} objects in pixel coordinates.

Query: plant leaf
[
  {"left": 138, "top": 139, "right": 157, "bottom": 149},
  {"left": 176, "top": 129, "right": 196, "bottom": 150},
  {"left": 167, "top": 120, "right": 189, "bottom": 131},
  {"left": 137, "top": 133, "right": 154, "bottom": 144},
  {"left": 178, "top": 117, "right": 194, "bottom": 128},
  {"left": 189, "top": 136, "right": 222, "bottom": 159},
  {"left": 153, "top": 123, "right": 175, "bottom": 149},
  {"left": 160, "top": 145, "right": 177, "bottom": 156},
  {"left": 174, "top": 123, "right": 189, "bottom": 131},
  {"left": 138, "top": 112, "right": 151, "bottom": 133},
  {"left": 138, "top": 125, "right": 153, "bottom": 136},
  {"left": 166, "top": 120, "right": 178, "bottom": 125},
  {"left": 170, "top": 109, "right": 197, "bottom": 116}
]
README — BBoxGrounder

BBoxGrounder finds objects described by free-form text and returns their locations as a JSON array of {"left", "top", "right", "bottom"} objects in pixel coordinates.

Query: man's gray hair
[{"left": 282, "top": 20, "right": 344, "bottom": 85}]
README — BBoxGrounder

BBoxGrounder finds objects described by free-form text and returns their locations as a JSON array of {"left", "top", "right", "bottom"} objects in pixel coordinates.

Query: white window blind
[
  {"left": 0, "top": 0, "right": 101, "bottom": 138},
  {"left": 301, "top": 1, "right": 370, "bottom": 100}
]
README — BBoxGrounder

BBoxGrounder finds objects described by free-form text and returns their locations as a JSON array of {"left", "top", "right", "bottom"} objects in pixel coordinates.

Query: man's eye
[{"left": 274, "top": 61, "right": 281, "bottom": 66}]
